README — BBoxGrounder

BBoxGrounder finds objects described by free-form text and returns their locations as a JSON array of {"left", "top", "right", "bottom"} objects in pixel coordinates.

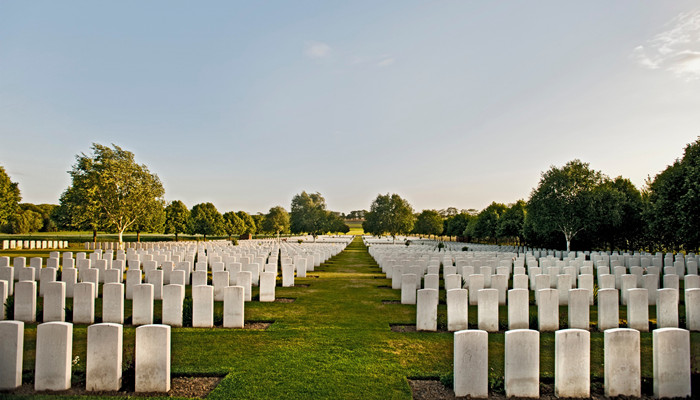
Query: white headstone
[
  {"left": 192, "top": 285, "right": 214, "bottom": 328},
  {"left": 135, "top": 324, "right": 171, "bottom": 393},
  {"left": 555, "top": 329, "right": 590, "bottom": 398},
  {"left": 454, "top": 329, "right": 488, "bottom": 398},
  {"left": 0, "top": 320, "right": 23, "bottom": 390},
  {"left": 223, "top": 286, "right": 245, "bottom": 328},
  {"left": 35, "top": 322, "right": 72, "bottom": 391},
  {"left": 653, "top": 328, "right": 691, "bottom": 398},
  {"left": 86, "top": 323, "right": 123, "bottom": 391},
  {"left": 505, "top": 329, "right": 539, "bottom": 398},
  {"left": 604, "top": 328, "right": 640, "bottom": 397}
]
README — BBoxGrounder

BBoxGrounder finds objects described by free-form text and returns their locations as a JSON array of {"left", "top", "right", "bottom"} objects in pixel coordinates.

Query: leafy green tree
[
  {"left": 18, "top": 203, "right": 57, "bottom": 232},
  {"left": 52, "top": 186, "right": 102, "bottom": 235},
  {"left": 164, "top": 200, "right": 190, "bottom": 241},
  {"left": 439, "top": 207, "right": 459, "bottom": 218},
  {"left": 445, "top": 212, "right": 474, "bottom": 239},
  {"left": 469, "top": 202, "right": 507, "bottom": 243},
  {"left": 263, "top": 206, "right": 290, "bottom": 236},
  {"left": 497, "top": 200, "right": 526, "bottom": 245},
  {"left": 325, "top": 211, "right": 349, "bottom": 234},
  {"left": 189, "top": 202, "right": 224, "bottom": 240},
  {"left": 252, "top": 213, "right": 265, "bottom": 234},
  {"left": 0, "top": 165, "right": 21, "bottom": 229},
  {"left": 363, "top": 193, "right": 416, "bottom": 241},
  {"left": 527, "top": 159, "right": 603, "bottom": 252},
  {"left": 290, "top": 191, "right": 329, "bottom": 238},
  {"left": 645, "top": 137, "right": 700, "bottom": 251},
  {"left": 60, "top": 144, "right": 165, "bottom": 244},
  {"left": 236, "top": 211, "right": 257, "bottom": 235},
  {"left": 414, "top": 209, "right": 444, "bottom": 239},
  {"left": 132, "top": 200, "right": 166, "bottom": 241},
  {"left": 8, "top": 209, "right": 43, "bottom": 234},
  {"left": 223, "top": 211, "right": 245, "bottom": 240}
]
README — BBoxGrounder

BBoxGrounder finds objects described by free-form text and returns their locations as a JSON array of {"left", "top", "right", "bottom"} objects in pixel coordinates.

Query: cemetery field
[{"left": 4, "top": 237, "right": 700, "bottom": 399}]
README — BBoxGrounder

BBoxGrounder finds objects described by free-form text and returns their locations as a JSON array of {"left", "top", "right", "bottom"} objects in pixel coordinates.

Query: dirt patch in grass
[
  {"left": 408, "top": 378, "right": 666, "bottom": 400},
  {"left": 390, "top": 324, "right": 450, "bottom": 333},
  {"left": 244, "top": 320, "right": 273, "bottom": 329},
  {"left": 408, "top": 379, "right": 455, "bottom": 400},
  {"left": 3, "top": 376, "right": 223, "bottom": 398},
  {"left": 275, "top": 297, "right": 296, "bottom": 303},
  {"left": 377, "top": 285, "right": 392, "bottom": 289},
  {"left": 382, "top": 300, "right": 401, "bottom": 304}
]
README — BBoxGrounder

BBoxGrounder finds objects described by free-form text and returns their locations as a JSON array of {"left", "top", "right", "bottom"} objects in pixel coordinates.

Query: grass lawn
[
  {"left": 3, "top": 237, "right": 699, "bottom": 399},
  {"left": 345, "top": 220, "right": 364, "bottom": 235}
]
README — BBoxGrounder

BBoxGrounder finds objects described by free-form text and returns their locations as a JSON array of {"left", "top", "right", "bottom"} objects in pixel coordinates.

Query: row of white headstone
[
  {"left": 413, "top": 286, "right": 700, "bottom": 332},
  {"left": 0, "top": 240, "right": 68, "bottom": 250},
  {"left": 0, "top": 321, "right": 171, "bottom": 392},
  {"left": 453, "top": 328, "right": 691, "bottom": 399}
]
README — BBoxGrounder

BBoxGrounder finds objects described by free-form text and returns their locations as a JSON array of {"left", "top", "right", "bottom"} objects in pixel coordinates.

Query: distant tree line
[
  {"left": 1, "top": 138, "right": 698, "bottom": 251},
  {"left": 361, "top": 138, "right": 700, "bottom": 253}
]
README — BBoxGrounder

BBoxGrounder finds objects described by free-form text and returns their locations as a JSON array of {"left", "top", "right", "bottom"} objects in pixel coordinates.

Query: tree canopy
[
  {"left": 526, "top": 159, "right": 603, "bottom": 252},
  {"left": 363, "top": 193, "right": 415, "bottom": 240},
  {"left": 132, "top": 199, "right": 166, "bottom": 241},
  {"left": 164, "top": 200, "right": 190, "bottom": 241},
  {"left": 645, "top": 137, "right": 700, "bottom": 251},
  {"left": 0, "top": 165, "right": 21, "bottom": 229},
  {"left": 290, "top": 191, "right": 329, "bottom": 237},
  {"left": 236, "top": 211, "right": 257, "bottom": 235},
  {"left": 59, "top": 144, "right": 165, "bottom": 243},
  {"left": 189, "top": 202, "right": 224, "bottom": 240},
  {"left": 263, "top": 206, "right": 290, "bottom": 235},
  {"left": 223, "top": 211, "right": 245, "bottom": 240},
  {"left": 413, "top": 209, "right": 444, "bottom": 238}
]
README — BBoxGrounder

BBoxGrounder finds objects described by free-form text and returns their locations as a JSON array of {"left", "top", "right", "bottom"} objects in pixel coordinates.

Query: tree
[
  {"left": 132, "top": 199, "right": 165, "bottom": 242},
  {"left": 645, "top": 137, "right": 700, "bottom": 251},
  {"left": 263, "top": 206, "right": 290, "bottom": 236},
  {"left": 223, "top": 211, "right": 245, "bottom": 240},
  {"left": 18, "top": 203, "right": 57, "bottom": 232},
  {"left": 325, "top": 211, "right": 349, "bottom": 234},
  {"left": 252, "top": 213, "right": 265, "bottom": 234},
  {"left": 469, "top": 202, "right": 507, "bottom": 243},
  {"left": 346, "top": 210, "right": 367, "bottom": 220},
  {"left": 8, "top": 209, "right": 43, "bottom": 234},
  {"left": 290, "top": 191, "right": 329, "bottom": 239},
  {"left": 188, "top": 202, "right": 224, "bottom": 240},
  {"left": 497, "top": 200, "right": 526, "bottom": 245},
  {"left": 414, "top": 209, "right": 444, "bottom": 239},
  {"left": 0, "top": 165, "right": 21, "bottom": 229},
  {"left": 60, "top": 144, "right": 165, "bottom": 244},
  {"left": 236, "top": 211, "right": 257, "bottom": 236},
  {"left": 445, "top": 212, "right": 474, "bottom": 240},
  {"left": 439, "top": 207, "right": 459, "bottom": 218},
  {"left": 527, "top": 159, "right": 603, "bottom": 252},
  {"left": 363, "top": 193, "right": 416, "bottom": 241},
  {"left": 164, "top": 200, "right": 190, "bottom": 241}
]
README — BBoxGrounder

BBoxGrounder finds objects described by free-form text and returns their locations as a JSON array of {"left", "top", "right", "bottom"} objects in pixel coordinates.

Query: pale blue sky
[{"left": 1, "top": 1, "right": 699, "bottom": 214}]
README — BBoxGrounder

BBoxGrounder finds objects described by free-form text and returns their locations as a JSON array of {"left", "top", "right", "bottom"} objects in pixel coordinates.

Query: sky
[{"left": 1, "top": 1, "right": 700, "bottom": 215}]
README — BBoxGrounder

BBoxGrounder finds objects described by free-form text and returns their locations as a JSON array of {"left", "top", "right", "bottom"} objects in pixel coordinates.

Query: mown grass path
[{"left": 199, "top": 236, "right": 449, "bottom": 399}]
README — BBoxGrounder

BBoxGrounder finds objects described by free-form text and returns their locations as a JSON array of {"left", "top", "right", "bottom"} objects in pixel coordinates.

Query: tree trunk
[
  {"left": 203, "top": 234, "right": 207, "bottom": 242},
  {"left": 137, "top": 231, "right": 141, "bottom": 242},
  {"left": 118, "top": 229, "right": 124, "bottom": 245},
  {"left": 92, "top": 229, "right": 97, "bottom": 245},
  {"left": 175, "top": 232, "right": 179, "bottom": 242}
]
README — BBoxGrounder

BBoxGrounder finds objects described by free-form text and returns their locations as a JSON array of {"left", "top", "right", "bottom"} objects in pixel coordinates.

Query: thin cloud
[
  {"left": 377, "top": 56, "right": 395, "bottom": 67},
  {"left": 305, "top": 41, "right": 332, "bottom": 59},
  {"left": 633, "top": 8, "right": 700, "bottom": 80}
]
